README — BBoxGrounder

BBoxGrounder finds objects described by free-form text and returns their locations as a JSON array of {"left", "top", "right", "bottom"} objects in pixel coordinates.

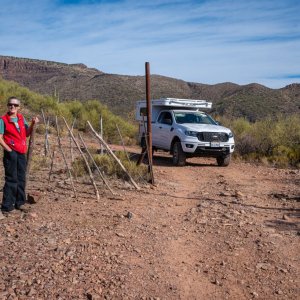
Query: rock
[
  {"left": 235, "top": 191, "right": 244, "bottom": 198},
  {"left": 282, "top": 215, "right": 290, "bottom": 221},
  {"left": 190, "top": 208, "right": 198, "bottom": 214},
  {"left": 116, "top": 232, "right": 126, "bottom": 238},
  {"left": 0, "top": 212, "right": 5, "bottom": 220},
  {"left": 220, "top": 192, "right": 231, "bottom": 197},
  {"left": 27, "top": 191, "right": 41, "bottom": 203},
  {"left": 86, "top": 292, "right": 93, "bottom": 300},
  {"left": 5, "top": 226, "right": 15, "bottom": 234},
  {"left": 276, "top": 290, "right": 283, "bottom": 295},
  {"left": 278, "top": 267, "right": 288, "bottom": 273},
  {"left": 26, "top": 288, "right": 36, "bottom": 296},
  {"left": 212, "top": 278, "right": 221, "bottom": 286},
  {"left": 28, "top": 212, "right": 38, "bottom": 219},
  {"left": 256, "top": 263, "right": 270, "bottom": 270},
  {"left": 125, "top": 212, "right": 133, "bottom": 219},
  {"left": 251, "top": 291, "right": 259, "bottom": 298},
  {"left": 223, "top": 213, "right": 234, "bottom": 220}
]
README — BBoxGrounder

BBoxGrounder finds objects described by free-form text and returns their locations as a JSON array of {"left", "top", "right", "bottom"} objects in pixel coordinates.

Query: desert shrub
[
  {"left": 93, "top": 151, "right": 148, "bottom": 181},
  {"left": 221, "top": 114, "right": 300, "bottom": 167},
  {"left": 51, "top": 99, "right": 137, "bottom": 144},
  {"left": 71, "top": 150, "right": 147, "bottom": 181},
  {"left": 93, "top": 154, "right": 116, "bottom": 175},
  {"left": 71, "top": 158, "right": 86, "bottom": 177},
  {"left": 35, "top": 124, "right": 56, "bottom": 135},
  {"left": 30, "top": 155, "right": 48, "bottom": 171},
  {"left": 0, "top": 78, "right": 137, "bottom": 145}
]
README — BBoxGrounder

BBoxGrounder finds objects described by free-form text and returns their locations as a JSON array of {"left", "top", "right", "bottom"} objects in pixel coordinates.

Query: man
[{"left": 0, "top": 96, "right": 39, "bottom": 214}]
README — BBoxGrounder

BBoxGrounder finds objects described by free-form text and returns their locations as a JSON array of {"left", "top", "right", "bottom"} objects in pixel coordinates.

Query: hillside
[{"left": 1, "top": 55, "right": 300, "bottom": 120}]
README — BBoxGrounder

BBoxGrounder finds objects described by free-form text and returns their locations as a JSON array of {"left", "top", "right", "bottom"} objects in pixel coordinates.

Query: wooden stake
[
  {"left": 116, "top": 124, "right": 130, "bottom": 161},
  {"left": 48, "top": 148, "right": 56, "bottom": 182},
  {"left": 87, "top": 121, "right": 140, "bottom": 190},
  {"left": 55, "top": 117, "right": 77, "bottom": 199},
  {"left": 46, "top": 118, "right": 50, "bottom": 154},
  {"left": 99, "top": 115, "right": 104, "bottom": 155},
  {"left": 78, "top": 133, "right": 115, "bottom": 195},
  {"left": 62, "top": 117, "right": 100, "bottom": 200},
  {"left": 41, "top": 109, "right": 50, "bottom": 156},
  {"left": 70, "top": 118, "right": 76, "bottom": 163}
]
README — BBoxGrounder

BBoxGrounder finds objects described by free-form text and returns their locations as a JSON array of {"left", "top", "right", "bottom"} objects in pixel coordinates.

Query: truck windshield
[{"left": 174, "top": 112, "right": 217, "bottom": 125}]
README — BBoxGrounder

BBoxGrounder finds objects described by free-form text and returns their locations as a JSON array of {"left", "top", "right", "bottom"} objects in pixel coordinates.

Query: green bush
[
  {"left": 71, "top": 157, "right": 86, "bottom": 177},
  {"left": 71, "top": 150, "right": 148, "bottom": 182},
  {"left": 223, "top": 114, "right": 300, "bottom": 167},
  {"left": 93, "top": 151, "right": 148, "bottom": 181},
  {"left": 0, "top": 78, "right": 137, "bottom": 145},
  {"left": 30, "top": 154, "right": 48, "bottom": 171}
]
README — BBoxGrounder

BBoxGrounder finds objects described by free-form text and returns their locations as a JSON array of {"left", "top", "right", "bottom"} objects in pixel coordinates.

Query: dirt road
[{"left": 0, "top": 145, "right": 299, "bottom": 299}]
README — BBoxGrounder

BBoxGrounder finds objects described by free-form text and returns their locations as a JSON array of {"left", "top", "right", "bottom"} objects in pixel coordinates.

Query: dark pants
[{"left": 1, "top": 150, "right": 26, "bottom": 212}]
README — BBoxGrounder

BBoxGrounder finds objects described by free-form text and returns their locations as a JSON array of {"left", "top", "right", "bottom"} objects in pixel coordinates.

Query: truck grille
[{"left": 197, "top": 132, "right": 229, "bottom": 142}]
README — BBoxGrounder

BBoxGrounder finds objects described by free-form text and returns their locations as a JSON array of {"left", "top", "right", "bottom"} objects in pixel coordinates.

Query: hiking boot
[
  {"left": 15, "top": 204, "right": 31, "bottom": 213},
  {"left": 1, "top": 209, "right": 18, "bottom": 217}
]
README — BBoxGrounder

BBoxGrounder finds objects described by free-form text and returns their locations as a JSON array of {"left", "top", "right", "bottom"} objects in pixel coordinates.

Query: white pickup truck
[{"left": 136, "top": 98, "right": 235, "bottom": 166}]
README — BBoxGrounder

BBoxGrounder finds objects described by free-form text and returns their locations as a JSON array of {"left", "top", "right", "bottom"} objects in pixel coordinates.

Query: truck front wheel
[
  {"left": 172, "top": 142, "right": 186, "bottom": 166},
  {"left": 217, "top": 154, "right": 231, "bottom": 167}
]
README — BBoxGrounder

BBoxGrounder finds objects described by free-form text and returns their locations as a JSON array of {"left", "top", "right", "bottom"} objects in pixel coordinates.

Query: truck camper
[{"left": 136, "top": 98, "right": 235, "bottom": 166}]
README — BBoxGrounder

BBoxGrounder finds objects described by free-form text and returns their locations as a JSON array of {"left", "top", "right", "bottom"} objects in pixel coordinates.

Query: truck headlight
[
  {"left": 185, "top": 130, "right": 198, "bottom": 137},
  {"left": 228, "top": 131, "right": 234, "bottom": 138}
]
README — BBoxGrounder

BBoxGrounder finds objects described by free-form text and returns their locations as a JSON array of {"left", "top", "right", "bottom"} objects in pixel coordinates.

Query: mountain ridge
[{"left": 1, "top": 55, "right": 299, "bottom": 121}]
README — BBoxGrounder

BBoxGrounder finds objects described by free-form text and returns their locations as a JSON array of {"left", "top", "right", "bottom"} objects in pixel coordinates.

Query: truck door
[{"left": 153, "top": 111, "right": 174, "bottom": 150}]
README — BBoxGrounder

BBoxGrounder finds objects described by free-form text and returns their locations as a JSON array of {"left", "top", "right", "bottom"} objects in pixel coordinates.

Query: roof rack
[{"left": 137, "top": 98, "right": 212, "bottom": 109}]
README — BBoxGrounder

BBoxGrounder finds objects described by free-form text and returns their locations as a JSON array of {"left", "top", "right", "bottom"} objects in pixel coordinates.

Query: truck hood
[{"left": 179, "top": 124, "right": 231, "bottom": 133}]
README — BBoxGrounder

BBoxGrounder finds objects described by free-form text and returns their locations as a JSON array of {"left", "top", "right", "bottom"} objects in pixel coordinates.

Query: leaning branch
[
  {"left": 62, "top": 117, "right": 100, "bottom": 200},
  {"left": 87, "top": 121, "right": 140, "bottom": 190},
  {"left": 78, "top": 133, "right": 115, "bottom": 195},
  {"left": 55, "top": 116, "right": 77, "bottom": 199}
]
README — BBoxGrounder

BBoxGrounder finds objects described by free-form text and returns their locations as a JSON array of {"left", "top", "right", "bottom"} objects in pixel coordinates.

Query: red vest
[{"left": 1, "top": 113, "right": 27, "bottom": 154}]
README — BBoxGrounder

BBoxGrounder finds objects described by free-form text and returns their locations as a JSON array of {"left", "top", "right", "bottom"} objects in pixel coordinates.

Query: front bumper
[{"left": 181, "top": 141, "right": 235, "bottom": 157}]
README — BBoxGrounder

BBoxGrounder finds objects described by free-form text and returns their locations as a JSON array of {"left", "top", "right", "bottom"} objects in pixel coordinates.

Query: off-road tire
[
  {"left": 217, "top": 154, "right": 231, "bottom": 167},
  {"left": 172, "top": 142, "right": 186, "bottom": 166}
]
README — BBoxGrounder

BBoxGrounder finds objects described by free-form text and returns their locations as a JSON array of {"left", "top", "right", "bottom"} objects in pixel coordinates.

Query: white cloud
[{"left": 0, "top": 0, "right": 299, "bottom": 88}]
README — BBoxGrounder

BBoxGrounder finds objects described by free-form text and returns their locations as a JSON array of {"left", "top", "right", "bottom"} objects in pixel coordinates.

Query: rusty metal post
[{"left": 145, "top": 62, "right": 154, "bottom": 184}]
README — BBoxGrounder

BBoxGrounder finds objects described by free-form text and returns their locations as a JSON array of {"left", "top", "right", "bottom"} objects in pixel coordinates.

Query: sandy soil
[{"left": 0, "top": 139, "right": 299, "bottom": 300}]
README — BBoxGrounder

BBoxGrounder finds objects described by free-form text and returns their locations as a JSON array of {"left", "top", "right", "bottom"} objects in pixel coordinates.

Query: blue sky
[{"left": 0, "top": 0, "right": 299, "bottom": 88}]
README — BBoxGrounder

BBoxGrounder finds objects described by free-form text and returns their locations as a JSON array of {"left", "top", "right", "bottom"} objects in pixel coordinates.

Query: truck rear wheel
[
  {"left": 172, "top": 142, "right": 186, "bottom": 166},
  {"left": 217, "top": 154, "right": 231, "bottom": 167}
]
